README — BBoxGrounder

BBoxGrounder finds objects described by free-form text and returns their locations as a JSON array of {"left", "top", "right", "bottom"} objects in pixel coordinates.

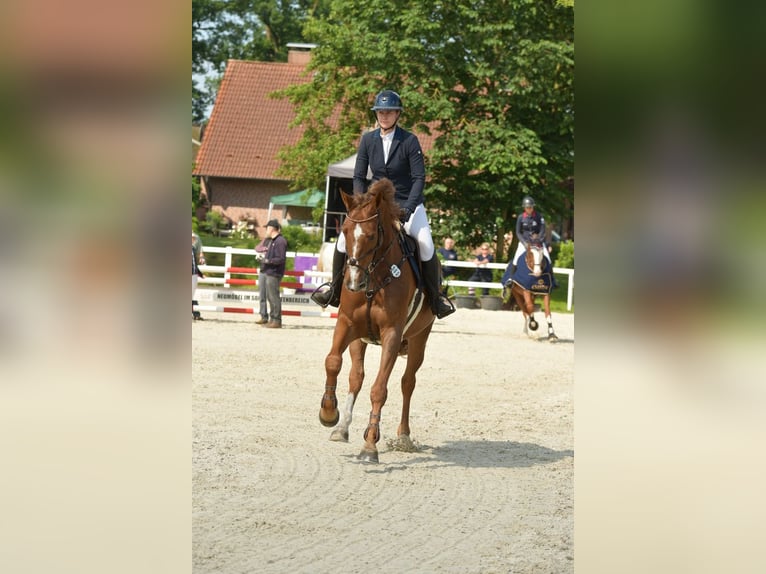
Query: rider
[
  {"left": 311, "top": 89, "right": 455, "bottom": 319},
  {"left": 506, "top": 196, "right": 551, "bottom": 281}
]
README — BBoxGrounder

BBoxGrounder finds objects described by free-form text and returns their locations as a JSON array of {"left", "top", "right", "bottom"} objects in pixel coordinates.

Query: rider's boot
[
  {"left": 423, "top": 255, "right": 455, "bottom": 319},
  {"left": 311, "top": 249, "right": 345, "bottom": 308}
]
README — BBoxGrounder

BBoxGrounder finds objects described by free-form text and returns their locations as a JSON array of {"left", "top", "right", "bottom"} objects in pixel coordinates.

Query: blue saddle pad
[{"left": 505, "top": 255, "right": 554, "bottom": 294}]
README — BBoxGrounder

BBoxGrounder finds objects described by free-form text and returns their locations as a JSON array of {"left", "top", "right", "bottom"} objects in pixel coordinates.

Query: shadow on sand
[{"left": 354, "top": 440, "right": 573, "bottom": 472}]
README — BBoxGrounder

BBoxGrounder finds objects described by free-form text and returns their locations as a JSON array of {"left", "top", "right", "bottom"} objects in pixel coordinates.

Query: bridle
[
  {"left": 526, "top": 242, "right": 545, "bottom": 276},
  {"left": 344, "top": 206, "right": 409, "bottom": 343},
  {"left": 344, "top": 209, "right": 403, "bottom": 299}
]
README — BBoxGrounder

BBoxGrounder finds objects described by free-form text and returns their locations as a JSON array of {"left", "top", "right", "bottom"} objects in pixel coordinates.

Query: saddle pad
[{"left": 511, "top": 256, "right": 554, "bottom": 294}]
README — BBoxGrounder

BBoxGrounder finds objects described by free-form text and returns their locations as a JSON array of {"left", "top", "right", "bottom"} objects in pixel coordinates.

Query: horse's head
[
  {"left": 340, "top": 179, "right": 399, "bottom": 292},
  {"left": 526, "top": 243, "right": 545, "bottom": 277}
]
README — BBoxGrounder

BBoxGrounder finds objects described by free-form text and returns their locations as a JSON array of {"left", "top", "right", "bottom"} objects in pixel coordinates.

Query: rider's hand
[{"left": 400, "top": 208, "right": 412, "bottom": 224}]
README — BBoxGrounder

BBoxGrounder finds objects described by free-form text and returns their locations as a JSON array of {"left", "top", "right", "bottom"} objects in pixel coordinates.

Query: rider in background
[
  {"left": 311, "top": 89, "right": 455, "bottom": 319},
  {"left": 509, "top": 196, "right": 551, "bottom": 278}
]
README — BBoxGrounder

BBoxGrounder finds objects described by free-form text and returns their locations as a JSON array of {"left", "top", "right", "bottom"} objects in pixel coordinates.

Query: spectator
[
  {"left": 437, "top": 237, "right": 458, "bottom": 295},
  {"left": 259, "top": 219, "right": 288, "bottom": 329},
  {"left": 192, "top": 232, "right": 205, "bottom": 321},
  {"left": 253, "top": 234, "right": 272, "bottom": 325},
  {"left": 467, "top": 242, "right": 494, "bottom": 295}
]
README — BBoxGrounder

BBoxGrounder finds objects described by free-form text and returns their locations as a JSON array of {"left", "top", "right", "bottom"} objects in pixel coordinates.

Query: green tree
[
  {"left": 192, "top": 0, "right": 331, "bottom": 122},
  {"left": 277, "top": 0, "right": 573, "bottom": 259}
]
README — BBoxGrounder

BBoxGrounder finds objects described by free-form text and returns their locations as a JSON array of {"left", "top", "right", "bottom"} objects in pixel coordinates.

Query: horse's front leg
[
  {"left": 358, "top": 329, "right": 402, "bottom": 463},
  {"left": 320, "top": 320, "right": 355, "bottom": 427},
  {"left": 329, "top": 339, "right": 367, "bottom": 442},
  {"left": 525, "top": 291, "right": 539, "bottom": 332}
]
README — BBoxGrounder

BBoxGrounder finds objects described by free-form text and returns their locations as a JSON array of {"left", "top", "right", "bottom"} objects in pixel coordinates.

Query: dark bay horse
[
  {"left": 508, "top": 244, "right": 558, "bottom": 341},
  {"left": 318, "top": 178, "right": 435, "bottom": 463}
]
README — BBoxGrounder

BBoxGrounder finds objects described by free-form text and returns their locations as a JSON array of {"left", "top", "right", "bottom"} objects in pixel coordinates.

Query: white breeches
[{"left": 336, "top": 203, "right": 434, "bottom": 260}]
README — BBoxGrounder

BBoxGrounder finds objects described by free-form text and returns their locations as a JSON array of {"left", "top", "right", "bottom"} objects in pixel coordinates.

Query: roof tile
[
  {"left": 193, "top": 60, "right": 310, "bottom": 179},
  {"left": 193, "top": 58, "right": 437, "bottom": 180}
]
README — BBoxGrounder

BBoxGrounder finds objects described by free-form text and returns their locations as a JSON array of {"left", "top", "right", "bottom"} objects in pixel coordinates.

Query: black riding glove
[{"left": 400, "top": 208, "right": 412, "bottom": 224}]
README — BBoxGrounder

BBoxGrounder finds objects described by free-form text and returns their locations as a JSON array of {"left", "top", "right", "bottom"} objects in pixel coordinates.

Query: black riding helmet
[
  {"left": 522, "top": 196, "right": 535, "bottom": 208},
  {"left": 371, "top": 90, "right": 403, "bottom": 111}
]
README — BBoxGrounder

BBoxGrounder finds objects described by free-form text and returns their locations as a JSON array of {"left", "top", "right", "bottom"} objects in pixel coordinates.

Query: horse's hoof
[
  {"left": 529, "top": 319, "right": 539, "bottom": 331},
  {"left": 397, "top": 434, "right": 413, "bottom": 449},
  {"left": 548, "top": 333, "right": 558, "bottom": 342},
  {"left": 357, "top": 448, "right": 379, "bottom": 463},
  {"left": 319, "top": 410, "right": 339, "bottom": 428},
  {"left": 329, "top": 428, "right": 349, "bottom": 442}
]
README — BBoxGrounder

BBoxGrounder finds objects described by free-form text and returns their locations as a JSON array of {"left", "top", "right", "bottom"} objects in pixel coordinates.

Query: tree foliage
[
  {"left": 277, "top": 0, "right": 574, "bottom": 257},
  {"left": 192, "top": 0, "right": 331, "bottom": 122}
]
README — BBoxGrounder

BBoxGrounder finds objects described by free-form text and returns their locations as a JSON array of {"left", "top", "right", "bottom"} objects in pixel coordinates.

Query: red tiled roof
[
  {"left": 193, "top": 58, "right": 437, "bottom": 180},
  {"left": 193, "top": 59, "right": 310, "bottom": 179}
]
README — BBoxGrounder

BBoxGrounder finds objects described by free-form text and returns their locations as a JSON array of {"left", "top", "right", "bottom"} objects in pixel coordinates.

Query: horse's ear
[{"left": 340, "top": 190, "right": 354, "bottom": 211}]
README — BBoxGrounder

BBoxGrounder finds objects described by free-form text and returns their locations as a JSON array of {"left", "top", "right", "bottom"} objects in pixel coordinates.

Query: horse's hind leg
[
  {"left": 543, "top": 294, "right": 558, "bottom": 341},
  {"left": 358, "top": 330, "right": 402, "bottom": 463},
  {"left": 395, "top": 325, "right": 432, "bottom": 451},
  {"left": 330, "top": 339, "right": 366, "bottom": 442}
]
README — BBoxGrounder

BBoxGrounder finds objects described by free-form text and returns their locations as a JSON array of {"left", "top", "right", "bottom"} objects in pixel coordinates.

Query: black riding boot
[
  {"left": 311, "top": 249, "right": 345, "bottom": 308},
  {"left": 423, "top": 255, "right": 455, "bottom": 319}
]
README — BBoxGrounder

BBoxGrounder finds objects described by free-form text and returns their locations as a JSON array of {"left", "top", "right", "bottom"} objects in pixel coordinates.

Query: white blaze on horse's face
[
  {"left": 531, "top": 246, "right": 544, "bottom": 277},
  {"left": 347, "top": 223, "right": 365, "bottom": 290}
]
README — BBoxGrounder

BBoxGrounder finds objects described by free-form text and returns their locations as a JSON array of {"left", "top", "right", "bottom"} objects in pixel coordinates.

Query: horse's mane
[{"left": 347, "top": 179, "right": 400, "bottom": 222}]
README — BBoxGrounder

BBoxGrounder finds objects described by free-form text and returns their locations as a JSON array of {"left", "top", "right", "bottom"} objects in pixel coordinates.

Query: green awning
[{"left": 269, "top": 189, "right": 324, "bottom": 208}]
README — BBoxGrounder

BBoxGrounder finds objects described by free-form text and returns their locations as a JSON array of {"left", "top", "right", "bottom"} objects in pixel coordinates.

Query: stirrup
[
  {"left": 435, "top": 297, "right": 455, "bottom": 319},
  {"left": 311, "top": 283, "right": 332, "bottom": 305},
  {"left": 311, "top": 282, "right": 339, "bottom": 307}
]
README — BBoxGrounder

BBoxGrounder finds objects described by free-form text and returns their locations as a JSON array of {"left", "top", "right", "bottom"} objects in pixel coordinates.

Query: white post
[{"left": 224, "top": 246, "right": 233, "bottom": 289}]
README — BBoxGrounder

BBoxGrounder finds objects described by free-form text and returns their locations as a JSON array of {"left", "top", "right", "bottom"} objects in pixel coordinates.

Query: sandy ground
[{"left": 193, "top": 306, "right": 574, "bottom": 574}]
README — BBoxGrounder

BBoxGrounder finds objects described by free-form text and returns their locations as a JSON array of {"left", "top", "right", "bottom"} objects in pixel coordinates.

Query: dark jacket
[
  {"left": 261, "top": 234, "right": 288, "bottom": 278},
  {"left": 516, "top": 211, "right": 546, "bottom": 247},
  {"left": 470, "top": 253, "right": 494, "bottom": 282},
  {"left": 437, "top": 247, "right": 458, "bottom": 277},
  {"left": 353, "top": 126, "right": 426, "bottom": 215}
]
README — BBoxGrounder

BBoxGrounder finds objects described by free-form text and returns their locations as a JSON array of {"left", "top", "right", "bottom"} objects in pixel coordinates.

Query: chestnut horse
[
  {"left": 318, "top": 179, "right": 435, "bottom": 463},
  {"left": 509, "top": 244, "right": 558, "bottom": 341}
]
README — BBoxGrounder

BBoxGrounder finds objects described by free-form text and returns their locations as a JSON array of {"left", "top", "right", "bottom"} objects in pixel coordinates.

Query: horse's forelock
[{"left": 368, "top": 179, "right": 399, "bottom": 220}]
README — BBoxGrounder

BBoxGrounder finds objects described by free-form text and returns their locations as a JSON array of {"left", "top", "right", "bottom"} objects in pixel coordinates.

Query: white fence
[
  {"left": 440, "top": 260, "right": 575, "bottom": 311},
  {"left": 195, "top": 246, "right": 574, "bottom": 312}
]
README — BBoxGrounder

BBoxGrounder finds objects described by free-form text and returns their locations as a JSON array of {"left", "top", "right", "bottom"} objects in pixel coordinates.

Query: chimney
[{"left": 286, "top": 43, "right": 316, "bottom": 66}]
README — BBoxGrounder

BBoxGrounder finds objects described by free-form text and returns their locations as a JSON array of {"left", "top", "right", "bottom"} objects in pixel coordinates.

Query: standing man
[
  {"left": 192, "top": 231, "right": 205, "bottom": 320},
  {"left": 311, "top": 89, "right": 454, "bottom": 318},
  {"left": 253, "top": 234, "right": 272, "bottom": 325},
  {"left": 260, "top": 219, "right": 288, "bottom": 329}
]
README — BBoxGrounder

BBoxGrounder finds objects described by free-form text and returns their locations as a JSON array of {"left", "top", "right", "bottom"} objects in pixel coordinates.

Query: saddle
[{"left": 397, "top": 229, "right": 424, "bottom": 291}]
